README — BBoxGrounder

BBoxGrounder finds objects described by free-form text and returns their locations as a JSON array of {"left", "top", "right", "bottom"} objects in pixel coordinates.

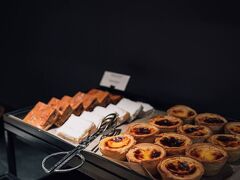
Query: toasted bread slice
[
  {"left": 82, "top": 94, "right": 99, "bottom": 111},
  {"left": 24, "top": 101, "right": 59, "bottom": 130},
  {"left": 61, "top": 95, "right": 72, "bottom": 104},
  {"left": 109, "top": 94, "right": 122, "bottom": 104},
  {"left": 70, "top": 92, "right": 85, "bottom": 116},
  {"left": 48, "top": 97, "right": 73, "bottom": 127},
  {"left": 87, "top": 89, "right": 110, "bottom": 107}
]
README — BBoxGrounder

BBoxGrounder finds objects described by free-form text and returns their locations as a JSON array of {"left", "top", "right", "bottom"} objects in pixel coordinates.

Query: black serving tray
[
  {"left": 3, "top": 108, "right": 240, "bottom": 180},
  {"left": 3, "top": 108, "right": 148, "bottom": 180},
  {"left": 0, "top": 173, "right": 20, "bottom": 180}
]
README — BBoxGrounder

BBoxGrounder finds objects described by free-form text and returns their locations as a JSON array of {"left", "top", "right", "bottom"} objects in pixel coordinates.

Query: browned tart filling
[
  {"left": 204, "top": 118, "right": 224, "bottom": 124},
  {"left": 195, "top": 113, "right": 227, "bottom": 133},
  {"left": 155, "top": 119, "right": 178, "bottom": 126},
  {"left": 225, "top": 122, "right": 240, "bottom": 135},
  {"left": 166, "top": 160, "right": 197, "bottom": 176},
  {"left": 160, "top": 137, "right": 185, "bottom": 147},
  {"left": 130, "top": 127, "right": 152, "bottom": 135},
  {"left": 167, "top": 105, "right": 197, "bottom": 124},
  {"left": 229, "top": 126, "right": 240, "bottom": 134},
  {"left": 126, "top": 143, "right": 166, "bottom": 175},
  {"left": 155, "top": 133, "right": 192, "bottom": 155},
  {"left": 105, "top": 136, "right": 131, "bottom": 148},
  {"left": 178, "top": 124, "right": 212, "bottom": 143},
  {"left": 126, "top": 143, "right": 166, "bottom": 161},
  {"left": 185, "top": 127, "right": 204, "bottom": 135},
  {"left": 126, "top": 123, "right": 159, "bottom": 143},
  {"left": 158, "top": 156, "right": 204, "bottom": 180},
  {"left": 209, "top": 134, "right": 240, "bottom": 163},
  {"left": 191, "top": 149, "right": 223, "bottom": 161},
  {"left": 99, "top": 134, "right": 136, "bottom": 160},
  {"left": 189, "top": 146, "right": 225, "bottom": 161},
  {"left": 186, "top": 143, "right": 228, "bottom": 176},
  {"left": 156, "top": 133, "right": 191, "bottom": 147},
  {"left": 149, "top": 115, "right": 182, "bottom": 132},
  {"left": 209, "top": 135, "right": 240, "bottom": 162},
  {"left": 133, "top": 149, "right": 161, "bottom": 160},
  {"left": 208, "top": 134, "right": 240, "bottom": 148}
]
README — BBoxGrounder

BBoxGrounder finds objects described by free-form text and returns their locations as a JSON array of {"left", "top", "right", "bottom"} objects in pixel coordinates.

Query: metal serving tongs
[{"left": 42, "top": 113, "right": 118, "bottom": 173}]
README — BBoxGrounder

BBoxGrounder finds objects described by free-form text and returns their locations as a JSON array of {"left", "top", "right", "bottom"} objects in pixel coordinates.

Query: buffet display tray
[
  {"left": 3, "top": 108, "right": 240, "bottom": 180},
  {"left": 3, "top": 107, "right": 147, "bottom": 180}
]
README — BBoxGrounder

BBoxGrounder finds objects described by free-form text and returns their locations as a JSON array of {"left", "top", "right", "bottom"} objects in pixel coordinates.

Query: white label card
[{"left": 100, "top": 71, "right": 130, "bottom": 91}]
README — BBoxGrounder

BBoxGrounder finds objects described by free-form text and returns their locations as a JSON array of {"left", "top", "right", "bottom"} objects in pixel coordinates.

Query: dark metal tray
[
  {"left": 3, "top": 108, "right": 148, "bottom": 180},
  {"left": 3, "top": 108, "right": 240, "bottom": 180}
]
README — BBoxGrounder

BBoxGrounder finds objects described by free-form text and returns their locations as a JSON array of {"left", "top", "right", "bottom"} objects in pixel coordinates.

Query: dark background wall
[{"left": 1, "top": 1, "right": 240, "bottom": 118}]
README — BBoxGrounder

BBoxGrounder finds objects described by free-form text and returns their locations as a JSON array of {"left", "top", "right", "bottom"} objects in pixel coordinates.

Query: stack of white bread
[{"left": 56, "top": 98, "right": 154, "bottom": 144}]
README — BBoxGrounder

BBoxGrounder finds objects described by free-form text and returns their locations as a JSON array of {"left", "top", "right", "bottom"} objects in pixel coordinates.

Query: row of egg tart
[{"left": 99, "top": 105, "right": 240, "bottom": 179}]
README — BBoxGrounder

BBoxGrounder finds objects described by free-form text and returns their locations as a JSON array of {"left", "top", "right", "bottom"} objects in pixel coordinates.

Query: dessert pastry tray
[
  {"left": 4, "top": 107, "right": 147, "bottom": 180},
  {"left": 3, "top": 108, "right": 240, "bottom": 180}
]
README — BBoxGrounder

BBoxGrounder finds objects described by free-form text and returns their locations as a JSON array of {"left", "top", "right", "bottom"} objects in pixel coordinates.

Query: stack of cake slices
[{"left": 23, "top": 89, "right": 154, "bottom": 144}]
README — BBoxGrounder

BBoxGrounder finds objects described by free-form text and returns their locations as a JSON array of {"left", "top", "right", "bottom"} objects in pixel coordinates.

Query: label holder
[{"left": 100, "top": 71, "right": 130, "bottom": 91}]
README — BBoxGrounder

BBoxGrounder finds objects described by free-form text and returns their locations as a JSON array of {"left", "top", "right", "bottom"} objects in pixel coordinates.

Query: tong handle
[
  {"left": 42, "top": 150, "right": 85, "bottom": 173},
  {"left": 42, "top": 113, "right": 119, "bottom": 174}
]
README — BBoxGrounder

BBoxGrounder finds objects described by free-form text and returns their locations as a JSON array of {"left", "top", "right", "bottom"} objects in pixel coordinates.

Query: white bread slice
[
  {"left": 57, "top": 126, "right": 89, "bottom": 144},
  {"left": 93, "top": 106, "right": 113, "bottom": 117},
  {"left": 116, "top": 98, "right": 143, "bottom": 121},
  {"left": 136, "top": 101, "right": 154, "bottom": 116},
  {"left": 56, "top": 114, "right": 95, "bottom": 143},
  {"left": 62, "top": 114, "right": 95, "bottom": 131},
  {"left": 106, "top": 104, "right": 130, "bottom": 124},
  {"left": 79, "top": 111, "right": 104, "bottom": 130},
  {"left": 93, "top": 106, "right": 124, "bottom": 125}
]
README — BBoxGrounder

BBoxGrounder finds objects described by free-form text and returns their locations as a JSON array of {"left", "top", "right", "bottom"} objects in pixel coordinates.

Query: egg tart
[
  {"left": 126, "top": 143, "right": 166, "bottom": 175},
  {"left": 158, "top": 156, "right": 204, "bottom": 180},
  {"left": 208, "top": 134, "right": 240, "bottom": 162},
  {"left": 148, "top": 115, "right": 182, "bottom": 133},
  {"left": 99, "top": 134, "right": 136, "bottom": 160},
  {"left": 195, "top": 113, "right": 227, "bottom": 133},
  {"left": 126, "top": 123, "right": 159, "bottom": 143},
  {"left": 177, "top": 124, "right": 212, "bottom": 143},
  {"left": 225, "top": 122, "right": 240, "bottom": 135},
  {"left": 186, "top": 143, "right": 228, "bottom": 176},
  {"left": 155, "top": 133, "right": 192, "bottom": 156},
  {"left": 167, "top": 105, "right": 197, "bottom": 124}
]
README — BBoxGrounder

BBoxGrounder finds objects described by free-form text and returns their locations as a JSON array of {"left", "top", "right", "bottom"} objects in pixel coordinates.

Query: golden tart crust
[
  {"left": 225, "top": 122, "right": 240, "bottom": 135},
  {"left": 126, "top": 123, "right": 159, "bottom": 143},
  {"left": 167, "top": 105, "right": 197, "bottom": 124},
  {"left": 186, "top": 143, "right": 228, "bottom": 176},
  {"left": 155, "top": 133, "right": 192, "bottom": 156},
  {"left": 195, "top": 113, "right": 227, "bottom": 133},
  {"left": 158, "top": 156, "right": 204, "bottom": 180},
  {"left": 99, "top": 134, "right": 136, "bottom": 160},
  {"left": 177, "top": 124, "right": 212, "bottom": 143},
  {"left": 148, "top": 115, "right": 183, "bottom": 133},
  {"left": 208, "top": 134, "right": 240, "bottom": 162},
  {"left": 126, "top": 143, "right": 166, "bottom": 175}
]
